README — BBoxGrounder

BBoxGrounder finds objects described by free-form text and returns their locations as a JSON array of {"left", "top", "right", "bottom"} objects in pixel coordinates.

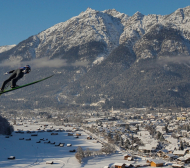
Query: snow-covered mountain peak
[
  {"left": 173, "top": 6, "right": 190, "bottom": 16},
  {"left": 79, "top": 7, "right": 99, "bottom": 17},
  {"left": 40, "top": 8, "right": 101, "bottom": 37},
  {"left": 103, "top": 9, "right": 129, "bottom": 25},
  {"left": 24, "top": 7, "right": 125, "bottom": 60},
  {"left": 133, "top": 11, "right": 144, "bottom": 19},
  {"left": 85, "top": 7, "right": 96, "bottom": 13},
  {"left": 164, "top": 6, "right": 190, "bottom": 24},
  {"left": 160, "top": 6, "right": 190, "bottom": 40},
  {"left": 0, "top": 45, "right": 16, "bottom": 54},
  {"left": 103, "top": 9, "right": 124, "bottom": 17},
  {"left": 103, "top": 9, "right": 118, "bottom": 13},
  {"left": 2, "top": 6, "right": 190, "bottom": 63},
  {"left": 1, "top": 6, "right": 190, "bottom": 109},
  {"left": 119, "top": 11, "right": 162, "bottom": 45}
]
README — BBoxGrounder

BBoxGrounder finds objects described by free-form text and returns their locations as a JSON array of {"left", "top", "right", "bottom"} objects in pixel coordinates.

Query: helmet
[{"left": 24, "top": 65, "right": 31, "bottom": 74}]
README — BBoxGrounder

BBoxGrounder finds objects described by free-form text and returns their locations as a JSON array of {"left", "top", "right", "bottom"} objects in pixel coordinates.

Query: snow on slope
[
  {"left": 162, "top": 6, "right": 190, "bottom": 41},
  {"left": 0, "top": 45, "right": 16, "bottom": 53},
  {"left": 3, "top": 6, "right": 190, "bottom": 64},
  {"left": 35, "top": 6, "right": 190, "bottom": 54},
  {"left": 0, "top": 120, "right": 172, "bottom": 168},
  {"left": 0, "top": 121, "right": 102, "bottom": 168},
  {"left": 34, "top": 8, "right": 124, "bottom": 59},
  {"left": 119, "top": 12, "right": 165, "bottom": 45}
]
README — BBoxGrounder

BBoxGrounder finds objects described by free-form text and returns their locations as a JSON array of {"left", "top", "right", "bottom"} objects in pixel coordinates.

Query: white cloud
[
  {"left": 158, "top": 56, "right": 190, "bottom": 65},
  {"left": 0, "top": 57, "right": 89, "bottom": 68}
]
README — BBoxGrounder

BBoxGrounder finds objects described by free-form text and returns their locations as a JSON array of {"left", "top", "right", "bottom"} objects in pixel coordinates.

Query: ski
[{"left": 0, "top": 75, "right": 54, "bottom": 95}]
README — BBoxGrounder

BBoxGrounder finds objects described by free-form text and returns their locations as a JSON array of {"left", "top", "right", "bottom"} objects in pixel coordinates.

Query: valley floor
[
  {"left": 0, "top": 120, "right": 173, "bottom": 168},
  {"left": 0, "top": 121, "right": 101, "bottom": 168}
]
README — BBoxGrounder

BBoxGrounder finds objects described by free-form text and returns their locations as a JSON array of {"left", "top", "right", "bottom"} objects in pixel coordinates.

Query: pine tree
[
  {"left": 136, "top": 125, "right": 139, "bottom": 131},
  {"left": 180, "top": 141, "right": 184, "bottom": 150},
  {"left": 187, "top": 125, "right": 190, "bottom": 132},
  {"left": 165, "top": 125, "right": 169, "bottom": 133},
  {"left": 160, "top": 134, "right": 165, "bottom": 141},
  {"left": 119, "top": 137, "right": 124, "bottom": 147},
  {"left": 124, "top": 138, "right": 131, "bottom": 149}
]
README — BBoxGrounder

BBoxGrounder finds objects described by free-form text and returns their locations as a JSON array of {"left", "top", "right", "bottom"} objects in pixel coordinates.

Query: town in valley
[{"left": 1, "top": 106, "right": 190, "bottom": 168}]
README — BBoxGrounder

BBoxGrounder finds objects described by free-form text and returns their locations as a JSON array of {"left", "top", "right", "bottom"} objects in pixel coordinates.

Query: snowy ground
[
  {"left": 0, "top": 121, "right": 129, "bottom": 168},
  {"left": 0, "top": 121, "right": 176, "bottom": 168},
  {"left": 0, "top": 121, "right": 100, "bottom": 168}
]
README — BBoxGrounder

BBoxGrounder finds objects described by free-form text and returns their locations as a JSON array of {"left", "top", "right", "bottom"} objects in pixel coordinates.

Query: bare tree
[
  {"left": 75, "top": 146, "right": 84, "bottom": 163},
  {"left": 84, "top": 148, "right": 92, "bottom": 157},
  {"left": 102, "top": 143, "right": 116, "bottom": 154}
]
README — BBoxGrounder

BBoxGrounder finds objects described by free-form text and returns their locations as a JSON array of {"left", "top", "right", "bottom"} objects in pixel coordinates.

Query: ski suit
[{"left": 1, "top": 69, "right": 24, "bottom": 90}]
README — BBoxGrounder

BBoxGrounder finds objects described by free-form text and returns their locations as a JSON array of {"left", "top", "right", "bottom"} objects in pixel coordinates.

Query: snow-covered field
[{"left": 0, "top": 121, "right": 125, "bottom": 168}]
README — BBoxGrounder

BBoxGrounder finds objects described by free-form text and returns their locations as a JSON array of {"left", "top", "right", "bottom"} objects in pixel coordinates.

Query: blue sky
[{"left": 0, "top": 0, "right": 189, "bottom": 46}]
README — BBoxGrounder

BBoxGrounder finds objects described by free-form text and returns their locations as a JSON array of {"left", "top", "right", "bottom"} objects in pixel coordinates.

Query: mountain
[
  {"left": 0, "top": 45, "right": 16, "bottom": 54},
  {"left": 0, "top": 8, "right": 126, "bottom": 63},
  {"left": 0, "top": 7, "right": 190, "bottom": 110}
]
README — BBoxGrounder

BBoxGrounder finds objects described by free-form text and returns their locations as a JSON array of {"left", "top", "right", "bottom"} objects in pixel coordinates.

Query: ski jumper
[{"left": 1, "top": 69, "right": 24, "bottom": 90}]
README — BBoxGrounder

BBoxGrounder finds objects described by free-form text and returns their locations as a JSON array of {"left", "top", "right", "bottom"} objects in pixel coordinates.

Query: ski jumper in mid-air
[{"left": 0, "top": 65, "right": 31, "bottom": 92}]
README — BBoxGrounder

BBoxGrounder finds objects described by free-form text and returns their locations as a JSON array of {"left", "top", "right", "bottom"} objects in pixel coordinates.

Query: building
[
  {"left": 124, "top": 154, "right": 132, "bottom": 160},
  {"left": 163, "top": 154, "right": 178, "bottom": 161},
  {"left": 113, "top": 163, "right": 125, "bottom": 168},
  {"left": 147, "top": 159, "right": 165, "bottom": 167},
  {"left": 157, "top": 149, "right": 169, "bottom": 157},
  {"left": 177, "top": 117, "right": 186, "bottom": 121},
  {"left": 173, "top": 150, "right": 186, "bottom": 157},
  {"left": 172, "top": 164, "right": 184, "bottom": 168}
]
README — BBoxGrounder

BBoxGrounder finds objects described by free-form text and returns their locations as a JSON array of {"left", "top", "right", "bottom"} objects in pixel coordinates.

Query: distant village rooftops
[
  {"left": 147, "top": 159, "right": 165, "bottom": 164},
  {"left": 173, "top": 150, "right": 186, "bottom": 156},
  {"left": 84, "top": 118, "right": 104, "bottom": 122}
]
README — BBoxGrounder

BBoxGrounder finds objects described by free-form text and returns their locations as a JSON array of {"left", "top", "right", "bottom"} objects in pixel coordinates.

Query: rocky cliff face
[{"left": 1, "top": 6, "right": 190, "bottom": 109}]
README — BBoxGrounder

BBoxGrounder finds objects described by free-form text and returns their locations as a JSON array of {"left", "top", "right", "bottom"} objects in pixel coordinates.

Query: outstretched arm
[{"left": 4, "top": 70, "right": 15, "bottom": 75}]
